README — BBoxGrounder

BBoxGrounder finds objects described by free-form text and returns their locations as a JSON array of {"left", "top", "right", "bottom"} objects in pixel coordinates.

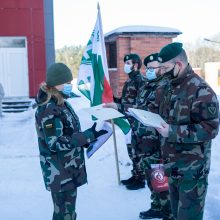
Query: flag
[{"left": 77, "top": 4, "right": 130, "bottom": 134}]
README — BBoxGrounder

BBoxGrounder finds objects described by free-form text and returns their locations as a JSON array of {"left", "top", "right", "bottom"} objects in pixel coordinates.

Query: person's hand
[
  {"left": 89, "top": 122, "right": 108, "bottom": 139},
  {"left": 103, "top": 102, "right": 118, "bottom": 110},
  {"left": 156, "top": 122, "right": 169, "bottom": 137},
  {"left": 83, "top": 143, "right": 90, "bottom": 148}
]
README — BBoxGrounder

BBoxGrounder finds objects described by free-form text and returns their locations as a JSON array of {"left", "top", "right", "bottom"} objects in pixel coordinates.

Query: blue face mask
[
  {"left": 124, "top": 64, "right": 133, "bottom": 74},
  {"left": 146, "top": 69, "right": 157, "bottom": 80},
  {"left": 62, "top": 84, "right": 72, "bottom": 96}
]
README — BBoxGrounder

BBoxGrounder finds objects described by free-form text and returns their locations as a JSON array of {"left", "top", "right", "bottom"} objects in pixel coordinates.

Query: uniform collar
[
  {"left": 128, "top": 70, "right": 140, "bottom": 79},
  {"left": 170, "top": 64, "right": 192, "bottom": 85}
]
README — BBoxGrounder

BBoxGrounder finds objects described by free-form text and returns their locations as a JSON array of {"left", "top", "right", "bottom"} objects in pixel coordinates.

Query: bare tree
[
  {"left": 56, "top": 45, "right": 85, "bottom": 78},
  {"left": 185, "top": 33, "right": 220, "bottom": 76}
]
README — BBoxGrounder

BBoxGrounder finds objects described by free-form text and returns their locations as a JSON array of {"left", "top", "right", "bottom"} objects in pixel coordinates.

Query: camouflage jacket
[
  {"left": 157, "top": 64, "right": 219, "bottom": 180},
  {"left": 132, "top": 76, "right": 168, "bottom": 156},
  {"left": 117, "top": 70, "right": 146, "bottom": 124},
  {"left": 35, "top": 89, "right": 96, "bottom": 192}
]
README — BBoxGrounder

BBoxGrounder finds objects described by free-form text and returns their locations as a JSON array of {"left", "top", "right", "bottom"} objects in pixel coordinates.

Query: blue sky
[{"left": 53, "top": 0, "right": 220, "bottom": 49}]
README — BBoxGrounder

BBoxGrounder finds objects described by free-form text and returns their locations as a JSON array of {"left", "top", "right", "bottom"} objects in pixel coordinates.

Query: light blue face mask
[
  {"left": 62, "top": 84, "right": 73, "bottom": 96},
  {"left": 124, "top": 64, "right": 132, "bottom": 74},
  {"left": 146, "top": 69, "right": 157, "bottom": 80}
]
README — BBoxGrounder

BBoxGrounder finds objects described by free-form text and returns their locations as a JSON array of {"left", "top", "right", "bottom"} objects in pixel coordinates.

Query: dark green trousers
[
  {"left": 127, "top": 143, "right": 145, "bottom": 179},
  {"left": 169, "top": 177, "right": 208, "bottom": 220},
  {"left": 51, "top": 189, "right": 77, "bottom": 220}
]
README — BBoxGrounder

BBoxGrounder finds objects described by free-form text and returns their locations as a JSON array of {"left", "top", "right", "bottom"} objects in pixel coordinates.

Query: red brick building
[{"left": 105, "top": 25, "right": 182, "bottom": 97}]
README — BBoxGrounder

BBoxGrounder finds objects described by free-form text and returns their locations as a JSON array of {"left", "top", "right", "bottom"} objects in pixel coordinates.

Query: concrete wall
[{"left": 205, "top": 62, "right": 220, "bottom": 95}]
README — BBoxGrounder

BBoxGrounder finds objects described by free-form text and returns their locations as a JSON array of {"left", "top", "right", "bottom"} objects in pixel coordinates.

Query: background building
[
  {"left": 0, "top": 0, "right": 55, "bottom": 98},
  {"left": 105, "top": 25, "right": 182, "bottom": 97},
  {"left": 0, "top": 3, "right": 182, "bottom": 100}
]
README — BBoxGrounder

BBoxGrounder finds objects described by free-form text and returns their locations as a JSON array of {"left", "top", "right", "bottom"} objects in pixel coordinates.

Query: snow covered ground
[{"left": 0, "top": 84, "right": 220, "bottom": 220}]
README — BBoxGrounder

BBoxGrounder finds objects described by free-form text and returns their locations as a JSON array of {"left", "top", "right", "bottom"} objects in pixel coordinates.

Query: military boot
[
  {"left": 139, "top": 209, "right": 163, "bottom": 219},
  {"left": 121, "top": 175, "right": 136, "bottom": 186},
  {"left": 126, "top": 179, "right": 145, "bottom": 190}
]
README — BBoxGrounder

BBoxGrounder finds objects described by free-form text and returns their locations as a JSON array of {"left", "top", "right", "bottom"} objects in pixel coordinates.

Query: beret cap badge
[{"left": 158, "top": 57, "right": 162, "bottom": 62}]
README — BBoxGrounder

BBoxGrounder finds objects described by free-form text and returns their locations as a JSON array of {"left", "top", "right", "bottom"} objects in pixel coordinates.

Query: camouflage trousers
[
  {"left": 51, "top": 189, "right": 77, "bottom": 220},
  {"left": 142, "top": 154, "right": 172, "bottom": 219},
  {"left": 169, "top": 177, "right": 208, "bottom": 220},
  {"left": 127, "top": 144, "right": 145, "bottom": 180}
]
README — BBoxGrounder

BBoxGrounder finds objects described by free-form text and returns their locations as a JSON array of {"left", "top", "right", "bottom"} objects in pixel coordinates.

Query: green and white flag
[{"left": 77, "top": 4, "right": 130, "bottom": 134}]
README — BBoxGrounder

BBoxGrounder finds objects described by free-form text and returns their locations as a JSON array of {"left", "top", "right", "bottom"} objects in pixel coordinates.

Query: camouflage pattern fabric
[
  {"left": 131, "top": 75, "right": 173, "bottom": 218},
  {"left": 35, "top": 89, "right": 96, "bottom": 192},
  {"left": 52, "top": 189, "right": 77, "bottom": 220},
  {"left": 126, "top": 141, "right": 144, "bottom": 178},
  {"left": 156, "top": 64, "right": 219, "bottom": 219},
  {"left": 117, "top": 70, "right": 147, "bottom": 178},
  {"left": 118, "top": 70, "right": 146, "bottom": 122},
  {"left": 131, "top": 75, "right": 168, "bottom": 156},
  {"left": 157, "top": 65, "right": 219, "bottom": 180},
  {"left": 169, "top": 177, "right": 208, "bottom": 220}
]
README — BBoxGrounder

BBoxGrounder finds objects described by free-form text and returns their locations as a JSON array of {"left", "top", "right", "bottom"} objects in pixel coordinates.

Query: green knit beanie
[{"left": 46, "top": 63, "right": 73, "bottom": 86}]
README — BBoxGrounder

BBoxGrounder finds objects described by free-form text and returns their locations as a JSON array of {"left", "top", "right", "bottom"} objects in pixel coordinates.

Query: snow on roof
[{"left": 105, "top": 25, "right": 182, "bottom": 37}]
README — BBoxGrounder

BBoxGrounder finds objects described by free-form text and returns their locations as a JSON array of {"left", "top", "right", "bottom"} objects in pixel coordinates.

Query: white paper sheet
[
  {"left": 82, "top": 104, "right": 124, "bottom": 121},
  {"left": 127, "top": 108, "right": 166, "bottom": 129}
]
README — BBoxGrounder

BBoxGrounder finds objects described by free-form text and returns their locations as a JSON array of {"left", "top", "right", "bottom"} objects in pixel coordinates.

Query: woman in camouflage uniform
[{"left": 35, "top": 63, "right": 107, "bottom": 220}]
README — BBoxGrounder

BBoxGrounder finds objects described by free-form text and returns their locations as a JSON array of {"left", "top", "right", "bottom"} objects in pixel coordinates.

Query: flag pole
[{"left": 111, "top": 119, "right": 121, "bottom": 185}]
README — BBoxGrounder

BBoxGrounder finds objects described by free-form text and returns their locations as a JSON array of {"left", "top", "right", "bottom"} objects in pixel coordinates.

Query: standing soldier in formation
[
  {"left": 106, "top": 53, "right": 147, "bottom": 190},
  {"left": 131, "top": 53, "right": 172, "bottom": 220},
  {"left": 156, "top": 42, "right": 219, "bottom": 220},
  {"left": 35, "top": 63, "right": 107, "bottom": 220}
]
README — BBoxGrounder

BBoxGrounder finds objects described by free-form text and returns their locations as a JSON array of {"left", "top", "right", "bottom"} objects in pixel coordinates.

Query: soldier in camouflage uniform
[
  {"left": 131, "top": 53, "right": 172, "bottom": 220},
  {"left": 35, "top": 63, "right": 107, "bottom": 220},
  {"left": 155, "top": 43, "right": 219, "bottom": 220},
  {"left": 105, "top": 54, "right": 147, "bottom": 190}
]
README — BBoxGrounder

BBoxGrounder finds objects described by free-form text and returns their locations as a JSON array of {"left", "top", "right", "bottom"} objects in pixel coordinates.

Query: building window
[
  {"left": 0, "top": 37, "right": 26, "bottom": 48},
  {"left": 108, "top": 42, "right": 117, "bottom": 68}
]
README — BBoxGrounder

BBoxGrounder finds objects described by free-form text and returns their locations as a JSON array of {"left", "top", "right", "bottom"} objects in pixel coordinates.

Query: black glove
[
  {"left": 113, "top": 96, "right": 122, "bottom": 104},
  {"left": 89, "top": 122, "right": 108, "bottom": 139}
]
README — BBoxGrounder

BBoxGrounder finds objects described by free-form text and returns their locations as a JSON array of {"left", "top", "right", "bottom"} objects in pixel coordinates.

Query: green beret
[
  {"left": 124, "top": 53, "right": 141, "bottom": 62},
  {"left": 143, "top": 53, "right": 158, "bottom": 66},
  {"left": 46, "top": 63, "right": 73, "bottom": 86},
  {"left": 158, "top": 42, "right": 183, "bottom": 63}
]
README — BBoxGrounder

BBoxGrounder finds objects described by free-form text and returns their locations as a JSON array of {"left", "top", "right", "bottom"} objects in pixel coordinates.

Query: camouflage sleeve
[
  {"left": 42, "top": 116, "right": 95, "bottom": 152},
  {"left": 168, "top": 87, "right": 219, "bottom": 143}
]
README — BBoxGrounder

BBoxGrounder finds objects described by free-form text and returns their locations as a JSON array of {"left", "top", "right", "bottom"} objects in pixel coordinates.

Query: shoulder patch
[
  {"left": 207, "top": 104, "right": 217, "bottom": 116},
  {"left": 43, "top": 119, "right": 56, "bottom": 137},
  {"left": 45, "top": 123, "right": 53, "bottom": 129}
]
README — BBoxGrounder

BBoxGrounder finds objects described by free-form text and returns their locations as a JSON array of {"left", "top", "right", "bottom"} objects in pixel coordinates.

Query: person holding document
[
  {"left": 132, "top": 53, "right": 172, "bottom": 220},
  {"left": 156, "top": 43, "right": 219, "bottom": 220},
  {"left": 35, "top": 63, "right": 107, "bottom": 220},
  {"left": 105, "top": 53, "right": 147, "bottom": 190}
]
